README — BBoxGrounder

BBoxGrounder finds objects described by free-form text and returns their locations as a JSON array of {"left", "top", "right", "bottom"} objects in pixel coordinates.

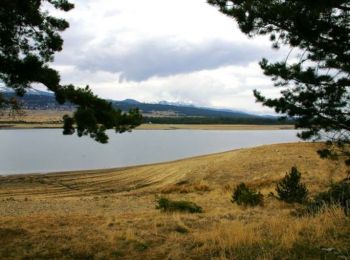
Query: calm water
[{"left": 0, "top": 129, "right": 301, "bottom": 175}]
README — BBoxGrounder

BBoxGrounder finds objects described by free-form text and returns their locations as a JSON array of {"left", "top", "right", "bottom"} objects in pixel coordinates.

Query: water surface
[{"left": 0, "top": 129, "right": 300, "bottom": 175}]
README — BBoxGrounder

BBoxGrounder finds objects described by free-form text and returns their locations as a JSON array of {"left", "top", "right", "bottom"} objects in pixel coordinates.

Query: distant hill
[
  {"left": 0, "top": 86, "right": 52, "bottom": 96},
  {"left": 112, "top": 100, "right": 257, "bottom": 118},
  {"left": 1, "top": 89, "right": 290, "bottom": 124},
  {"left": 2, "top": 91, "right": 74, "bottom": 110}
]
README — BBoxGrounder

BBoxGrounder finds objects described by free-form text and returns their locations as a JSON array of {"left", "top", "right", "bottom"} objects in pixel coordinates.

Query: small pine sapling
[
  {"left": 276, "top": 167, "right": 308, "bottom": 204},
  {"left": 232, "top": 183, "right": 263, "bottom": 207}
]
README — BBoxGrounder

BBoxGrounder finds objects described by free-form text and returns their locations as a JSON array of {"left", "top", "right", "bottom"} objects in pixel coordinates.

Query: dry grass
[
  {"left": 0, "top": 109, "right": 70, "bottom": 128},
  {"left": 0, "top": 142, "right": 349, "bottom": 259},
  {"left": 0, "top": 109, "right": 71, "bottom": 123},
  {"left": 192, "top": 205, "right": 349, "bottom": 259}
]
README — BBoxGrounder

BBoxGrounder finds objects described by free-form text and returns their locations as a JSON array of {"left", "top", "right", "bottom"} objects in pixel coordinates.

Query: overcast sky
[{"left": 51, "top": 0, "right": 286, "bottom": 114}]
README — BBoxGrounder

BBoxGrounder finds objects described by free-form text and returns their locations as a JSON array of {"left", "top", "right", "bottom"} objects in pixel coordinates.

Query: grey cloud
[
  {"left": 52, "top": 0, "right": 286, "bottom": 82},
  {"left": 56, "top": 36, "right": 281, "bottom": 82}
]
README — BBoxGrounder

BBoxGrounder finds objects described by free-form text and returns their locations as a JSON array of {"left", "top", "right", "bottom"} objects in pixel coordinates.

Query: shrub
[
  {"left": 314, "top": 181, "right": 350, "bottom": 216},
  {"left": 291, "top": 200, "right": 328, "bottom": 217},
  {"left": 174, "top": 225, "right": 189, "bottom": 234},
  {"left": 276, "top": 167, "right": 308, "bottom": 204},
  {"left": 293, "top": 181, "right": 350, "bottom": 217},
  {"left": 156, "top": 197, "right": 203, "bottom": 213},
  {"left": 232, "top": 183, "right": 263, "bottom": 207}
]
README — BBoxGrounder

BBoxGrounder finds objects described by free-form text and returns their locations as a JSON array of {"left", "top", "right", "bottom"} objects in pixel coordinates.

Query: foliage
[
  {"left": 0, "top": 0, "right": 142, "bottom": 142},
  {"left": 315, "top": 181, "right": 350, "bottom": 215},
  {"left": 208, "top": 0, "right": 350, "bottom": 162},
  {"left": 174, "top": 225, "right": 189, "bottom": 234},
  {"left": 276, "top": 167, "right": 308, "bottom": 204},
  {"left": 293, "top": 181, "right": 350, "bottom": 216},
  {"left": 155, "top": 197, "right": 203, "bottom": 213},
  {"left": 143, "top": 116, "right": 292, "bottom": 125},
  {"left": 232, "top": 183, "right": 263, "bottom": 207}
]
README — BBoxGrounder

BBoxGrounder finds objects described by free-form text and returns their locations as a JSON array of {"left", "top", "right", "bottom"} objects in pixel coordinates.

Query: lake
[{"left": 0, "top": 129, "right": 301, "bottom": 175}]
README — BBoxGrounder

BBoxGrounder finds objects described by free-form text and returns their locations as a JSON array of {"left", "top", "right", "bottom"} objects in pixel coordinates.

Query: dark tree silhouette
[
  {"left": 0, "top": 0, "right": 142, "bottom": 143},
  {"left": 208, "top": 0, "right": 350, "bottom": 163},
  {"left": 276, "top": 167, "right": 308, "bottom": 204}
]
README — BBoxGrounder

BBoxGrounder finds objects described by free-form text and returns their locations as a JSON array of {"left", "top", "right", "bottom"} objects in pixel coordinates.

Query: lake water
[{"left": 0, "top": 129, "right": 301, "bottom": 175}]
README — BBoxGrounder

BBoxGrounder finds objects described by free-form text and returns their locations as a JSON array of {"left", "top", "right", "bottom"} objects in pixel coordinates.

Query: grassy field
[
  {"left": 0, "top": 142, "right": 349, "bottom": 259},
  {"left": 0, "top": 109, "right": 71, "bottom": 123},
  {"left": 0, "top": 109, "right": 69, "bottom": 129}
]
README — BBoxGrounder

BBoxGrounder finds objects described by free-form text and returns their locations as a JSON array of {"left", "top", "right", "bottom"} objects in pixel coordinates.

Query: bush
[
  {"left": 293, "top": 181, "right": 350, "bottom": 217},
  {"left": 291, "top": 200, "right": 328, "bottom": 217},
  {"left": 232, "top": 183, "right": 263, "bottom": 207},
  {"left": 314, "top": 181, "right": 350, "bottom": 216},
  {"left": 156, "top": 197, "right": 203, "bottom": 213},
  {"left": 276, "top": 167, "right": 308, "bottom": 204}
]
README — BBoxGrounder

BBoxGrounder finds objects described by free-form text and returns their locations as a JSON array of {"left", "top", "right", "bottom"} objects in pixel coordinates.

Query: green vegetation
[
  {"left": 156, "top": 197, "right": 203, "bottom": 213},
  {"left": 316, "top": 181, "right": 350, "bottom": 213},
  {"left": 231, "top": 183, "right": 263, "bottom": 207},
  {"left": 276, "top": 167, "right": 308, "bottom": 204},
  {"left": 143, "top": 116, "right": 292, "bottom": 125},
  {"left": 208, "top": 0, "right": 350, "bottom": 163},
  {"left": 293, "top": 181, "right": 350, "bottom": 217}
]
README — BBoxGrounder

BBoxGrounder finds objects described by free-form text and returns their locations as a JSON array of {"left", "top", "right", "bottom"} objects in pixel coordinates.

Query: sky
[{"left": 50, "top": 0, "right": 287, "bottom": 114}]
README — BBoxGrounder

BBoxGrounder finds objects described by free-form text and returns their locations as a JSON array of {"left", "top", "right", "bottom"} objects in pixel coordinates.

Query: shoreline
[
  {"left": 0, "top": 123, "right": 295, "bottom": 130},
  {"left": 0, "top": 144, "right": 259, "bottom": 178},
  {"left": 1, "top": 141, "right": 305, "bottom": 178}
]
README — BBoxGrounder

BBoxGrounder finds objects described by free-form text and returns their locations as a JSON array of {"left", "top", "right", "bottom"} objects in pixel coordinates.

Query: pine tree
[
  {"left": 208, "top": 0, "right": 350, "bottom": 163},
  {"left": 0, "top": 0, "right": 142, "bottom": 143},
  {"left": 276, "top": 167, "right": 308, "bottom": 204},
  {"left": 232, "top": 183, "right": 264, "bottom": 206}
]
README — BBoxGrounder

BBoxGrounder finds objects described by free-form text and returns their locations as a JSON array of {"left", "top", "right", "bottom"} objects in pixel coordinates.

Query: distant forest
[{"left": 143, "top": 116, "right": 292, "bottom": 125}]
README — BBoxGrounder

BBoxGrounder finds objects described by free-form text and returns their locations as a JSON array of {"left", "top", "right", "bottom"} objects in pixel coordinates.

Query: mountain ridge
[{"left": 1, "top": 88, "right": 280, "bottom": 121}]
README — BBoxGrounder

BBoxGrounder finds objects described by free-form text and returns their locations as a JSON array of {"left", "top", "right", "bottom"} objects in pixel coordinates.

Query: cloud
[
  {"left": 49, "top": 0, "right": 287, "bottom": 113},
  {"left": 56, "top": 63, "right": 279, "bottom": 114},
  {"left": 57, "top": 38, "right": 277, "bottom": 81},
  {"left": 54, "top": 0, "right": 282, "bottom": 81}
]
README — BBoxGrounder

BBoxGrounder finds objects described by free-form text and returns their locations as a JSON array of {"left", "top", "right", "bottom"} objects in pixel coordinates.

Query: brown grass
[
  {"left": 193, "top": 205, "right": 349, "bottom": 259},
  {"left": 0, "top": 109, "right": 71, "bottom": 123},
  {"left": 0, "top": 142, "right": 349, "bottom": 259},
  {"left": 0, "top": 109, "right": 70, "bottom": 128}
]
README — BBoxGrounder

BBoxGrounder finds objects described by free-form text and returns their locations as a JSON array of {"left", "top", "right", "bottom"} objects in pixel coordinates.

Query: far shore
[
  {"left": 0, "top": 123, "right": 295, "bottom": 130},
  {"left": 137, "top": 123, "right": 295, "bottom": 130},
  {"left": 0, "top": 109, "right": 295, "bottom": 130}
]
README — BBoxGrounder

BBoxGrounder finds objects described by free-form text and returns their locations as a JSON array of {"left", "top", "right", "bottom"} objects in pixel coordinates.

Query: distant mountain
[
  {"left": 158, "top": 100, "right": 195, "bottom": 107},
  {"left": 112, "top": 100, "right": 258, "bottom": 118},
  {"left": 120, "top": 99, "right": 141, "bottom": 105},
  {"left": 0, "top": 88, "right": 284, "bottom": 123},
  {"left": 0, "top": 86, "right": 53, "bottom": 96},
  {"left": 26, "top": 89, "right": 53, "bottom": 96},
  {"left": 1, "top": 89, "right": 74, "bottom": 110}
]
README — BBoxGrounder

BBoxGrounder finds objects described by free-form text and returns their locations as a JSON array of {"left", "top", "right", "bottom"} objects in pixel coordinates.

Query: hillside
[
  {"left": 113, "top": 99, "right": 256, "bottom": 118},
  {"left": 0, "top": 142, "right": 349, "bottom": 259},
  {"left": 2, "top": 90, "right": 250, "bottom": 117},
  {"left": 1, "top": 90, "right": 281, "bottom": 122}
]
